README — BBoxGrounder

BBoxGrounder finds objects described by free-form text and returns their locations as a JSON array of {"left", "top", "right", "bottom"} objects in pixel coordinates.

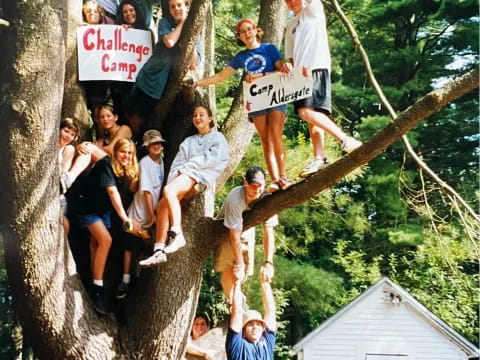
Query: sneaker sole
[
  {"left": 164, "top": 241, "right": 186, "bottom": 254},
  {"left": 139, "top": 261, "right": 165, "bottom": 268}
]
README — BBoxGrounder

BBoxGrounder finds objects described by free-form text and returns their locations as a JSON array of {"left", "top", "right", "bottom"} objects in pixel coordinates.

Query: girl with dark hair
[
  {"left": 117, "top": 0, "right": 148, "bottom": 30},
  {"left": 80, "top": 1, "right": 114, "bottom": 139},
  {"left": 186, "top": 314, "right": 215, "bottom": 360},
  {"left": 111, "top": 0, "right": 151, "bottom": 126},
  {"left": 194, "top": 19, "right": 292, "bottom": 193},
  {"left": 139, "top": 105, "right": 229, "bottom": 267},
  {"left": 94, "top": 105, "right": 133, "bottom": 155}
]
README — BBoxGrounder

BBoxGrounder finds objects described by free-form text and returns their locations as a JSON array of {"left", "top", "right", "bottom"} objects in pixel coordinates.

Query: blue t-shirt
[
  {"left": 229, "top": 43, "right": 281, "bottom": 74},
  {"left": 226, "top": 327, "right": 276, "bottom": 360}
]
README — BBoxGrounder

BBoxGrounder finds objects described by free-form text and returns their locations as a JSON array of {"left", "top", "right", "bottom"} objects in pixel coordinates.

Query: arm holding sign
[
  {"left": 280, "top": 59, "right": 293, "bottom": 74},
  {"left": 194, "top": 66, "right": 236, "bottom": 87}
]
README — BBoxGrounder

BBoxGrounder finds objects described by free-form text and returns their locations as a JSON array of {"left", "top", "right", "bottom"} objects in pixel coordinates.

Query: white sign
[
  {"left": 242, "top": 66, "right": 313, "bottom": 113},
  {"left": 77, "top": 25, "right": 153, "bottom": 82}
]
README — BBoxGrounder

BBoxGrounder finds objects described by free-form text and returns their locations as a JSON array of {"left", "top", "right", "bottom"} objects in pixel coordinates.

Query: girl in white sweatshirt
[{"left": 140, "top": 105, "right": 229, "bottom": 266}]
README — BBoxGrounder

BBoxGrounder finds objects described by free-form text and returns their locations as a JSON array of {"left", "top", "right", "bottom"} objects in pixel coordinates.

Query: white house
[{"left": 291, "top": 277, "right": 479, "bottom": 360}]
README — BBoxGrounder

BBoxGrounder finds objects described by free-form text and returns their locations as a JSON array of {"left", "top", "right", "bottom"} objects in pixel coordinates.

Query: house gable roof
[{"left": 291, "top": 277, "right": 479, "bottom": 357}]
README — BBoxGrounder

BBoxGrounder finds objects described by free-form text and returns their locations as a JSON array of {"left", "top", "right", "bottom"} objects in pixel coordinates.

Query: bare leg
[
  {"left": 309, "top": 123, "right": 326, "bottom": 159},
  {"left": 67, "top": 144, "right": 107, "bottom": 184},
  {"left": 154, "top": 196, "right": 171, "bottom": 246},
  {"left": 253, "top": 115, "right": 278, "bottom": 181},
  {"left": 87, "top": 221, "right": 112, "bottom": 281},
  {"left": 298, "top": 107, "right": 345, "bottom": 143},
  {"left": 221, "top": 269, "right": 235, "bottom": 302},
  {"left": 62, "top": 216, "right": 70, "bottom": 235},
  {"left": 123, "top": 250, "right": 132, "bottom": 275},
  {"left": 267, "top": 110, "right": 287, "bottom": 177},
  {"left": 163, "top": 174, "right": 195, "bottom": 231}
]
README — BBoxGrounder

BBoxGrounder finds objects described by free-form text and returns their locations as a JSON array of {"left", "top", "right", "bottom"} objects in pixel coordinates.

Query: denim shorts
[
  {"left": 248, "top": 104, "right": 287, "bottom": 122},
  {"left": 74, "top": 212, "right": 111, "bottom": 229}
]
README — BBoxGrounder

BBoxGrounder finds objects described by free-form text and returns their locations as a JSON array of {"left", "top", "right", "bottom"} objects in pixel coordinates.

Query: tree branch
[
  {"left": 330, "top": 0, "right": 480, "bottom": 222},
  {"left": 237, "top": 69, "right": 478, "bottom": 232},
  {"left": 150, "top": 0, "right": 210, "bottom": 130}
]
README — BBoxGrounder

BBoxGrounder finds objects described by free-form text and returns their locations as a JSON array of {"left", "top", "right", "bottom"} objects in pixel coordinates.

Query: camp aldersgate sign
[
  {"left": 242, "top": 67, "right": 313, "bottom": 112},
  {"left": 77, "top": 25, "right": 152, "bottom": 82}
]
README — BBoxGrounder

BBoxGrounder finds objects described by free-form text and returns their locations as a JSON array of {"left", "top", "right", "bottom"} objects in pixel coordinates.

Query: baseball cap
[
  {"left": 142, "top": 129, "right": 166, "bottom": 147},
  {"left": 245, "top": 166, "right": 266, "bottom": 185}
]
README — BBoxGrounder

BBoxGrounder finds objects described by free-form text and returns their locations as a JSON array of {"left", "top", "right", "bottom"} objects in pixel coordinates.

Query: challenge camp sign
[
  {"left": 77, "top": 25, "right": 152, "bottom": 82},
  {"left": 242, "top": 66, "right": 313, "bottom": 113}
]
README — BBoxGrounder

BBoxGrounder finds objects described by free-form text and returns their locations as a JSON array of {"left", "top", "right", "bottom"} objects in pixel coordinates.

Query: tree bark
[
  {"left": 61, "top": 0, "right": 90, "bottom": 135},
  {"left": 0, "top": 1, "right": 122, "bottom": 359}
]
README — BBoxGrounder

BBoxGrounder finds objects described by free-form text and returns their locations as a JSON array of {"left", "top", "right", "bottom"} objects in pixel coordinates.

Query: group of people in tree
[{"left": 60, "top": 0, "right": 362, "bottom": 358}]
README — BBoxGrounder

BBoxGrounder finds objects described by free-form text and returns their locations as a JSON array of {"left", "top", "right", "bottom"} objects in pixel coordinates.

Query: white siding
[{"left": 300, "top": 285, "right": 467, "bottom": 360}]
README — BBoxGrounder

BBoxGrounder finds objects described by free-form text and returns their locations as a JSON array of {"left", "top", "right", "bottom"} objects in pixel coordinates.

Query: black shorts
[
  {"left": 123, "top": 232, "right": 145, "bottom": 252},
  {"left": 82, "top": 81, "right": 108, "bottom": 109},
  {"left": 130, "top": 85, "right": 157, "bottom": 121},
  {"left": 293, "top": 68, "right": 331, "bottom": 115}
]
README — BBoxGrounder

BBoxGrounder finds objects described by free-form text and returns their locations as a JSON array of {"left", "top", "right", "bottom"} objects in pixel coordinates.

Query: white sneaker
[
  {"left": 341, "top": 136, "right": 362, "bottom": 153},
  {"left": 139, "top": 249, "right": 167, "bottom": 267},
  {"left": 164, "top": 232, "right": 186, "bottom": 254},
  {"left": 299, "top": 158, "right": 328, "bottom": 178}
]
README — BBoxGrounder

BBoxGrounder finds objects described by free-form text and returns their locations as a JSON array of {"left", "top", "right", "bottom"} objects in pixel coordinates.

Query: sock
[
  {"left": 93, "top": 279, "right": 103, "bottom": 287},
  {"left": 122, "top": 274, "right": 131, "bottom": 284},
  {"left": 154, "top": 243, "right": 165, "bottom": 252},
  {"left": 170, "top": 226, "right": 181, "bottom": 234}
]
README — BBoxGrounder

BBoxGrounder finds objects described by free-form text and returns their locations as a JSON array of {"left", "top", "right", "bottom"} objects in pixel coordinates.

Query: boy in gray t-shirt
[{"left": 214, "top": 166, "right": 277, "bottom": 304}]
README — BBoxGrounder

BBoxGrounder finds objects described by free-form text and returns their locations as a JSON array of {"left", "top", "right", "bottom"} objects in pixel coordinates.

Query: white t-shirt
[
  {"left": 285, "top": 0, "right": 331, "bottom": 71},
  {"left": 127, "top": 155, "right": 164, "bottom": 225}
]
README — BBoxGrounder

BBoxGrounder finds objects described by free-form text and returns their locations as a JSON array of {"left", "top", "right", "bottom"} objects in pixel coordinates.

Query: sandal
[{"left": 278, "top": 176, "right": 294, "bottom": 190}]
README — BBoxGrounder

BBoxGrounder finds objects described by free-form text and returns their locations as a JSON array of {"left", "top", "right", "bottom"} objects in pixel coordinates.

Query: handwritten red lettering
[{"left": 82, "top": 28, "right": 95, "bottom": 51}]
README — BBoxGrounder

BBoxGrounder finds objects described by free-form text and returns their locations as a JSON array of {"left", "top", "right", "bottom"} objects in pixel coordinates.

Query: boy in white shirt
[
  {"left": 116, "top": 130, "right": 165, "bottom": 299},
  {"left": 282, "top": 0, "right": 362, "bottom": 178}
]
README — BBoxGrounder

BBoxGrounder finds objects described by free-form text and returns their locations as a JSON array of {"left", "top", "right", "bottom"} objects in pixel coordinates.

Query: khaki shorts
[{"left": 213, "top": 227, "right": 255, "bottom": 276}]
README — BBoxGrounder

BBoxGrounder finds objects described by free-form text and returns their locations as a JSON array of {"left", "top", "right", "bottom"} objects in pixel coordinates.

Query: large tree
[{"left": 0, "top": 0, "right": 477, "bottom": 358}]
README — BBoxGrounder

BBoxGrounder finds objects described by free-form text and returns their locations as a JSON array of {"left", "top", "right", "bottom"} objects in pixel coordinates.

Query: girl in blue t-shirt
[{"left": 194, "top": 19, "right": 292, "bottom": 193}]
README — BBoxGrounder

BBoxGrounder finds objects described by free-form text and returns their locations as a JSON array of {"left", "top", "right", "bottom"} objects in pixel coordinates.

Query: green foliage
[{"left": 386, "top": 224, "right": 424, "bottom": 246}]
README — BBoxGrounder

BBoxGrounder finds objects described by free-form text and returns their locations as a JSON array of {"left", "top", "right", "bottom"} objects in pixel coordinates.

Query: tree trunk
[
  {"left": 0, "top": 1, "right": 122, "bottom": 359},
  {"left": 61, "top": 0, "right": 90, "bottom": 135}
]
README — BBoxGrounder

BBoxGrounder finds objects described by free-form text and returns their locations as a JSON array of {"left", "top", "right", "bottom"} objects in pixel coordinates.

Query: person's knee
[
  {"left": 98, "top": 234, "right": 112, "bottom": 248},
  {"left": 163, "top": 185, "right": 175, "bottom": 201},
  {"left": 298, "top": 107, "right": 314, "bottom": 121}
]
